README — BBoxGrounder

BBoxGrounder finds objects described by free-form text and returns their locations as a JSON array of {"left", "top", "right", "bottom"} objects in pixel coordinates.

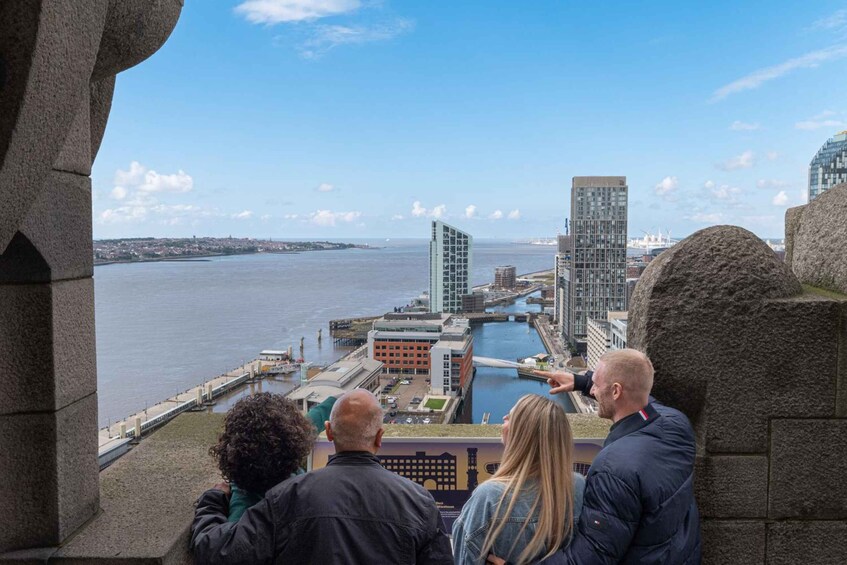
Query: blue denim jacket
[{"left": 452, "top": 473, "right": 585, "bottom": 565}]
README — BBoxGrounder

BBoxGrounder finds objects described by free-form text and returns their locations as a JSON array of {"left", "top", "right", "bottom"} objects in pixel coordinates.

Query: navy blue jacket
[{"left": 542, "top": 374, "right": 701, "bottom": 564}]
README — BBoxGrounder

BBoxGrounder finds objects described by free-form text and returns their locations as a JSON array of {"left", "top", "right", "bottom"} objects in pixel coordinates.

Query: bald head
[
  {"left": 327, "top": 390, "right": 383, "bottom": 453},
  {"left": 597, "top": 348, "right": 654, "bottom": 402}
]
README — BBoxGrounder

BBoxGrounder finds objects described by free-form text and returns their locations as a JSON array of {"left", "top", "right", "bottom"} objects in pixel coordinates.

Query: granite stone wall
[
  {"left": 629, "top": 188, "right": 847, "bottom": 564},
  {"left": 0, "top": 0, "right": 182, "bottom": 553}
]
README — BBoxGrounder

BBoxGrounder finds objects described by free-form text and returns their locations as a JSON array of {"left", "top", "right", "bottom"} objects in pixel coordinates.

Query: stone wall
[
  {"left": 0, "top": 0, "right": 182, "bottom": 553},
  {"left": 629, "top": 189, "right": 847, "bottom": 564}
]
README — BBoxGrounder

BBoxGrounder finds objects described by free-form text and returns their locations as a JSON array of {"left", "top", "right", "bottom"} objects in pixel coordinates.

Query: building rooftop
[{"left": 288, "top": 358, "right": 382, "bottom": 404}]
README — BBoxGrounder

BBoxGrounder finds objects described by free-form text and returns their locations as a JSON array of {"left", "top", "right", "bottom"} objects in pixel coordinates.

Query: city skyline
[{"left": 91, "top": 1, "right": 847, "bottom": 239}]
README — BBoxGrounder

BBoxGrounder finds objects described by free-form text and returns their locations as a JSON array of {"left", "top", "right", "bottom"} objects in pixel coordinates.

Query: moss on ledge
[{"left": 379, "top": 414, "right": 610, "bottom": 439}]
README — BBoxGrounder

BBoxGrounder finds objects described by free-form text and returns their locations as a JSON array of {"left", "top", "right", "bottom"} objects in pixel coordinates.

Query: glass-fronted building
[
  {"left": 565, "top": 176, "right": 628, "bottom": 350},
  {"left": 429, "top": 220, "right": 472, "bottom": 313},
  {"left": 809, "top": 131, "right": 847, "bottom": 201}
]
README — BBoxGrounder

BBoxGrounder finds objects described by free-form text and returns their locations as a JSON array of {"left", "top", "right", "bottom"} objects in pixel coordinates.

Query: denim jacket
[{"left": 452, "top": 473, "right": 585, "bottom": 565}]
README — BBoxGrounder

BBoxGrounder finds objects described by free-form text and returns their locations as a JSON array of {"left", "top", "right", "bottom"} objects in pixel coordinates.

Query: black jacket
[
  {"left": 542, "top": 372, "right": 701, "bottom": 564},
  {"left": 191, "top": 451, "right": 453, "bottom": 564}
]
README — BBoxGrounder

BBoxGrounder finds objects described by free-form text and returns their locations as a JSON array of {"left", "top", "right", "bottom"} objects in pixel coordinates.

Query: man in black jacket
[
  {"left": 191, "top": 389, "right": 453, "bottom": 564},
  {"left": 531, "top": 348, "right": 701, "bottom": 565}
]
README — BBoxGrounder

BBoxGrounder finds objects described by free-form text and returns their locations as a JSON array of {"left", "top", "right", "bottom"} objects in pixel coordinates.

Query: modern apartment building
[
  {"left": 554, "top": 234, "right": 573, "bottom": 328},
  {"left": 430, "top": 221, "right": 472, "bottom": 313},
  {"left": 564, "top": 176, "right": 628, "bottom": 350},
  {"left": 809, "top": 131, "right": 847, "bottom": 201},
  {"left": 586, "top": 311, "right": 628, "bottom": 369},
  {"left": 494, "top": 265, "right": 517, "bottom": 289}
]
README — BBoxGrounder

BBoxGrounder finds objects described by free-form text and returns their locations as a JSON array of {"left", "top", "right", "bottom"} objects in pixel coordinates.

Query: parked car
[
  {"left": 423, "top": 418, "right": 431, "bottom": 424},
  {"left": 405, "top": 417, "right": 413, "bottom": 424}
]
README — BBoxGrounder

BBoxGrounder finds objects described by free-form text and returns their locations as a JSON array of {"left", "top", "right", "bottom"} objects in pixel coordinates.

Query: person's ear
[
  {"left": 374, "top": 427, "right": 384, "bottom": 449},
  {"left": 325, "top": 421, "right": 334, "bottom": 441},
  {"left": 612, "top": 382, "right": 622, "bottom": 400}
]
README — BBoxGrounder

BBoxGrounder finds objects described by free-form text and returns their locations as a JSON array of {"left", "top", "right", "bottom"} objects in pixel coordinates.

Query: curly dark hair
[{"left": 210, "top": 393, "right": 315, "bottom": 494}]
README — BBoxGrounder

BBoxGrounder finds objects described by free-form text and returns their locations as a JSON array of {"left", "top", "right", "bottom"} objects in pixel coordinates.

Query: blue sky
[{"left": 92, "top": 1, "right": 847, "bottom": 240}]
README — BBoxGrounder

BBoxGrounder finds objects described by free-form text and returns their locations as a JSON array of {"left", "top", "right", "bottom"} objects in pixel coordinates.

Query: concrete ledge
[
  {"left": 1, "top": 412, "right": 224, "bottom": 564},
  {"left": 379, "top": 414, "right": 611, "bottom": 439}
]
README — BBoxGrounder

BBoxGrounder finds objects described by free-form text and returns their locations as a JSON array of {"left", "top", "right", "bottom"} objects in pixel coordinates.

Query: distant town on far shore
[{"left": 93, "top": 237, "right": 365, "bottom": 265}]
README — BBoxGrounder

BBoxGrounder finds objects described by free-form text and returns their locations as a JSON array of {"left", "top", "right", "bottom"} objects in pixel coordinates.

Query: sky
[{"left": 91, "top": 1, "right": 847, "bottom": 240}]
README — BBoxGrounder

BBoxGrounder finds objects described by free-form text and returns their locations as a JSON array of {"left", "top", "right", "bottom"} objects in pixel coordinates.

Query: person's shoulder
[
  {"left": 572, "top": 472, "right": 586, "bottom": 493},
  {"left": 470, "top": 479, "right": 507, "bottom": 500}
]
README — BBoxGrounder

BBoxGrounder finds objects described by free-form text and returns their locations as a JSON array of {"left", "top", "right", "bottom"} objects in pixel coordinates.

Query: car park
[
  {"left": 405, "top": 417, "right": 413, "bottom": 424},
  {"left": 423, "top": 418, "right": 431, "bottom": 424}
]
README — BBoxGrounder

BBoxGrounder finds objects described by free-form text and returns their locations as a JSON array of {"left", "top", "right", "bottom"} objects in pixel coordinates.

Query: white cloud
[
  {"left": 488, "top": 210, "right": 503, "bottom": 220},
  {"left": 464, "top": 205, "right": 477, "bottom": 219},
  {"left": 730, "top": 121, "right": 760, "bottom": 131},
  {"left": 772, "top": 191, "right": 789, "bottom": 206},
  {"left": 654, "top": 176, "right": 679, "bottom": 198},
  {"left": 110, "top": 186, "right": 128, "bottom": 200},
  {"left": 507, "top": 209, "right": 521, "bottom": 220},
  {"left": 308, "top": 209, "right": 362, "bottom": 226},
  {"left": 711, "top": 44, "right": 847, "bottom": 102},
  {"left": 709, "top": 184, "right": 742, "bottom": 202},
  {"left": 283, "top": 213, "right": 300, "bottom": 219},
  {"left": 316, "top": 182, "right": 335, "bottom": 192},
  {"left": 757, "top": 179, "right": 789, "bottom": 189},
  {"left": 766, "top": 151, "right": 780, "bottom": 161},
  {"left": 704, "top": 180, "right": 716, "bottom": 189},
  {"left": 114, "top": 161, "right": 146, "bottom": 186},
  {"left": 298, "top": 18, "right": 414, "bottom": 59},
  {"left": 391, "top": 214, "right": 404, "bottom": 220},
  {"left": 235, "top": 0, "right": 361, "bottom": 24},
  {"left": 717, "top": 150, "right": 755, "bottom": 171},
  {"left": 260, "top": 214, "right": 271, "bottom": 221},
  {"left": 411, "top": 201, "right": 446, "bottom": 219},
  {"left": 687, "top": 212, "right": 723, "bottom": 223},
  {"left": 811, "top": 9, "right": 847, "bottom": 32},
  {"left": 233, "top": 210, "right": 254, "bottom": 220},
  {"left": 114, "top": 161, "right": 193, "bottom": 194},
  {"left": 795, "top": 118, "right": 845, "bottom": 130},
  {"left": 98, "top": 203, "right": 210, "bottom": 225}
]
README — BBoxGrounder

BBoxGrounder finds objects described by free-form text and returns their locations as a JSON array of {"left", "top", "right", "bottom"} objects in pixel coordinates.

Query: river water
[{"left": 94, "top": 239, "right": 563, "bottom": 425}]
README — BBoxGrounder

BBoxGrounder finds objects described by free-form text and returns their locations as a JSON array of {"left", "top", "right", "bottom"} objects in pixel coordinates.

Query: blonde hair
[
  {"left": 598, "top": 348, "right": 654, "bottom": 399},
  {"left": 479, "top": 394, "right": 575, "bottom": 564}
]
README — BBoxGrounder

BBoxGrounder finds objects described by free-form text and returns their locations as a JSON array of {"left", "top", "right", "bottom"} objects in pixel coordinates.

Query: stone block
[
  {"left": 786, "top": 183, "right": 847, "bottom": 294},
  {"left": 703, "top": 295, "right": 839, "bottom": 453},
  {"left": 14, "top": 172, "right": 93, "bottom": 282},
  {"left": 53, "top": 91, "right": 91, "bottom": 176},
  {"left": 767, "top": 521, "right": 847, "bottom": 565},
  {"left": 92, "top": 0, "right": 184, "bottom": 81},
  {"left": 839, "top": 300, "right": 847, "bottom": 417},
  {"left": 0, "top": 1, "right": 105, "bottom": 250},
  {"left": 701, "top": 520, "right": 765, "bottom": 565},
  {"left": 0, "top": 395, "right": 98, "bottom": 553},
  {"left": 769, "top": 419, "right": 847, "bottom": 519},
  {"left": 695, "top": 455, "right": 768, "bottom": 518},
  {"left": 629, "top": 226, "right": 803, "bottom": 442},
  {"left": 0, "top": 279, "right": 96, "bottom": 416},
  {"left": 89, "top": 76, "right": 115, "bottom": 162}
]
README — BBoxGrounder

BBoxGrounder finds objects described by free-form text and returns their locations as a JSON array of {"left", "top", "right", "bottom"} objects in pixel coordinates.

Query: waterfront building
[
  {"left": 554, "top": 234, "right": 573, "bottom": 327},
  {"left": 430, "top": 221, "right": 473, "bottom": 313},
  {"left": 461, "top": 292, "right": 485, "bottom": 313},
  {"left": 429, "top": 320, "right": 474, "bottom": 396},
  {"left": 809, "top": 131, "right": 847, "bottom": 201},
  {"left": 586, "top": 311, "right": 627, "bottom": 369},
  {"left": 367, "top": 312, "right": 474, "bottom": 396},
  {"left": 564, "top": 176, "right": 628, "bottom": 350},
  {"left": 610, "top": 316, "right": 627, "bottom": 351},
  {"left": 288, "top": 357, "right": 383, "bottom": 412},
  {"left": 493, "top": 265, "right": 517, "bottom": 289}
]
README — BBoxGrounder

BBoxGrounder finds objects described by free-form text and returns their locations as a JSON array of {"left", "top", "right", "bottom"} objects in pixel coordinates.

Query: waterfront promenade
[
  {"left": 98, "top": 359, "right": 263, "bottom": 450},
  {"left": 532, "top": 315, "right": 595, "bottom": 414}
]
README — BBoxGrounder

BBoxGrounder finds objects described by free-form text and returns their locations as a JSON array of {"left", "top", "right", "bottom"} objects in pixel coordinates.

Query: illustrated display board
[{"left": 309, "top": 436, "right": 605, "bottom": 529}]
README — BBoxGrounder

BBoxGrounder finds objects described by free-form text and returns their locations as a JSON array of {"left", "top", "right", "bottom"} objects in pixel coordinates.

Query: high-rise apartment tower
[
  {"left": 564, "top": 176, "right": 628, "bottom": 350},
  {"left": 809, "top": 131, "right": 847, "bottom": 201},
  {"left": 429, "top": 220, "right": 472, "bottom": 313}
]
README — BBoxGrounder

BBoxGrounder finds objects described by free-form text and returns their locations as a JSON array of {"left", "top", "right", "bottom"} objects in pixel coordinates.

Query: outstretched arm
[{"left": 532, "top": 370, "right": 595, "bottom": 397}]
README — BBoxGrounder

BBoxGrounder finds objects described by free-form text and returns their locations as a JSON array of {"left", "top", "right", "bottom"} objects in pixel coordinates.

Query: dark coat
[
  {"left": 191, "top": 451, "right": 453, "bottom": 565},
  {"left": 543, "top": 400, "right": 701, "bottom": 564}
]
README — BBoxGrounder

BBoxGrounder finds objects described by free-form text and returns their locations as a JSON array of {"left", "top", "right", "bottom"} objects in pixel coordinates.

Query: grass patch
[{"left": 424, "top": 398, "right": 447, "bottom": 410}]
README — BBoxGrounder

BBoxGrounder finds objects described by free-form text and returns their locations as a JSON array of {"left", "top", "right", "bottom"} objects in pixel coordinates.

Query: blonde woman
[{"left": 452, "top": 394, "right": 585, "bottom": 565}]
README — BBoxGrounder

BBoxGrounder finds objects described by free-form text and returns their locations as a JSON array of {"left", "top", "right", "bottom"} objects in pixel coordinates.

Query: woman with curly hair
[
  {"left": 210, "top": 392, "right": 317, "bottom": 522},
  {"left": 452, "top": 394, "right": 585, "bottom": 564}
]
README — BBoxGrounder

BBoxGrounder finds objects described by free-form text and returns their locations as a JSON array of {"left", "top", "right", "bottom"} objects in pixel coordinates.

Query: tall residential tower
[
  {"left": 564, "top": 176, "right": 628, "bottom": 351},
  {"left": 429, "top": 220, "right": 472, "bottom": 313},
  {"left": 809, "top": 131, "right": 847, "bottom": 201}
]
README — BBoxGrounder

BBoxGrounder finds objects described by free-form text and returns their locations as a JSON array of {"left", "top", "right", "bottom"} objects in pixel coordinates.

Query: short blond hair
[{"left": 598, "top": 349, "right": 654, "bottom": 398}]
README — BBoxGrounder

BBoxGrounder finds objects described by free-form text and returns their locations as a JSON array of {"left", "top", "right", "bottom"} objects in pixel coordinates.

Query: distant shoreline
[{"left": 93, "top": 246, "right": 372, "bottom": 267}]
